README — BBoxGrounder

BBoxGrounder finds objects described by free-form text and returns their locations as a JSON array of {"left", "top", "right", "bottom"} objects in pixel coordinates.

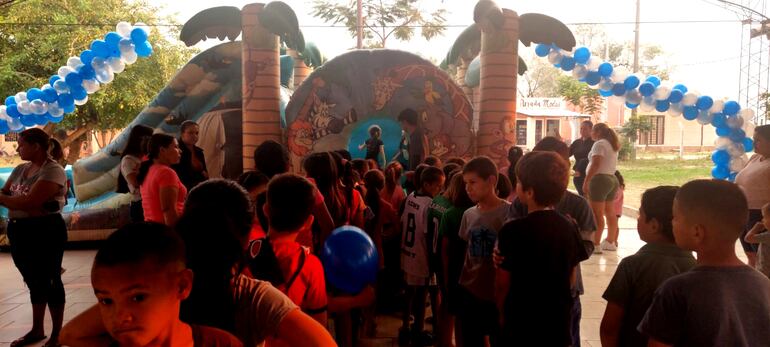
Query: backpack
[{"left": 247, "top": 238, "right": 306, "bottom": 292}]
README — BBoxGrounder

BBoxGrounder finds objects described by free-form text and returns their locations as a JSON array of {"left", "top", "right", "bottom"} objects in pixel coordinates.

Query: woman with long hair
[
  {"left": 172, "top": 120, "right": 208, "bottom": 190},
  {"left": 0, "top": 128, "right": 68, "bottom": 347},
  {"left": 736, "top": 124, "right": 770, "bottom": 266},
  {"left": 117, "top": 124, "right": 153, "bottom": 222},
  {"left": 504, "top": 146, "right": 524, "bottom": 189},
  {"left": 383, "top": 161, "right": 406, "bottom": 210},
  {"left": 137, "top": 133, "right": 185, "bottom": 226},
  {"left": 582, "top": 123, "right": 621, "bottom": 253}
]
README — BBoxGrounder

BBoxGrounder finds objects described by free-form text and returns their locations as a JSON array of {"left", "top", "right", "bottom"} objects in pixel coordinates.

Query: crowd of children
[{"left": 4, "top": 118, "right": 764, "bottom": 347}]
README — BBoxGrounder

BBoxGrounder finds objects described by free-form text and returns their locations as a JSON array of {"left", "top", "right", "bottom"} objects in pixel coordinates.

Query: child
[
  {"left": 745, "top": 202, "right": 770, "bottom": 278},
  {"left": 606, "top": 170, "right": 626, "bottom": 251},
  {"left": 359, "top": 125, "right": 386, "bottom": 168},
  {"left": 639, "top": 180, "right": 770, "bottom": 345},
  {"left": 89, "top": 222, "right": 242, "bottom": 346},
  {"left": 427, "top": 169, "right": 457, "bottom": 347},
  {"left": 495, "top": 152, "right": 588, "bottom": 346},
  {"left": 400, "top": 166, "right": 445, "bottom": 346},
  {"left": 237, "top": 170, "right": 270, "bottom": 241},
  {"left": 457, "top": 156, "right": 510, "bottom": 346},
  {"left": 398, "top": 108, "right": 429, "bottom": 171},
  {"left": 600, "top": 186, "right": 696, "bottom": 347}
]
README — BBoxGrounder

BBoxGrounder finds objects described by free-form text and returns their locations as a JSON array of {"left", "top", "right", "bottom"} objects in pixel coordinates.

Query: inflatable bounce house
[{"left": 0, "top": 0, "right": 755, "bottom": 240}]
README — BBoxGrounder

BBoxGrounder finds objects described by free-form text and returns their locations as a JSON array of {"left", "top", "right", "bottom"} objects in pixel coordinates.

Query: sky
[{"left": 157, "top": 0, "right": 767, "bottom": 101}]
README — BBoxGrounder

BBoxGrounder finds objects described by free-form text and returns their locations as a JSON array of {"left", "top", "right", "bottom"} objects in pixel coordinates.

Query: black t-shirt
[
  {"left": 569, "top": 138, "right": 595, "bottom": 174},
  {"left": 497, "top": 210, "right": 588, "bottom": 345},
  {"left": 408, "top": 128, "right": 426, "bottom": 170},
  {"left": 365, "top": 138, "right": 383, "bottom": 160}
]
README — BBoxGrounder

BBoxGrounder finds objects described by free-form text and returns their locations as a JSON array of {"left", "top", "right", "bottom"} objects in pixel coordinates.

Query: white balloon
[
  {"left": 14, "top": 92, "right": 27, "bottom": 104},
  {"left": 626, "top": 89, "right": 643, "bottom": 104},
  {"left": 17, "top": 100, "right": 31, "bottom": 115},
  {"left": 745, "top": 121, "right": 757, "bottom": 137},
  {"left": 48, "top": 102, "right": 64, "bottom": 117},
  {"left": 587, "top": 57, "right": 602, "bottom": 70},
  {"left": 0, "top": 105, "right": 7, "bottom": 120},
  {"left": 640, "top": 96, "right": 656, "bottom": 112},
  {"left": 709, "top": 100, "right": 725, "bottom": 114},
  {"left": 116, "top": 21, "right": 133, "bottom": 37},
  {"left": 548, "top": 50, "right": 563, "bottom": 65},
  {"left": 41, "top": 84, "right": 53, "bottom": 91},
  {"left": 728, "top": 142, "right": 746, "bottom": 157},
  {"left": 108, "top": 57, "right": 125, "bottom": 73},
  {"left": 730, "top": 156, "right": 749, "bottom": 172},
  {"left": 654, "top": 86, "right": 671, "bottom": 101},
  {"left": 67, "top": 56, "right": 82, "bottom": 69},
  {"left": 83, "top": 79, "right": 101, "bottom": 94},
  {"left": 611, "top": 67, "right": 629, "bottom": 83},
  {"left": 572, "top": 65, "right": 588, "bottom": 79},
  {"left": 53, "top": 80, "right": 70, "bottom": 94},
  {"left": 599, "top": 79, "right": 613, "bottom": 92},
  {"left": 57, "top": 66, "right": 74, "bottom": 79},
  {"left": 727, "top": 115, "right": 744, "bottom": 129},
  {"left": 667, "top": 103, "right": 683, "bottom": 117},
  {"left": 30, "top": 100, "right": 47, "bottom": 115},
  {"left": 739, "top": 108, "right": 756, "bottom": 121},
  {"left": 122, "top": 51, "right": 138, "bottom": 65},
  {"left": 118, "top": 38, "right": 135, "bottom": 54},
  {"left": 91, "top": 57, "right": 107, "bottom": 70},
  {"left": 96, "top": 69, "right": 115, "bottom": 84},
  {"left": 74, "top": 96, "right": 89, "bottom": 106},
  {"left": 682, "top": 92, "right": 699, "bottom": 106},
  {"left": 8, "top": 117, "right": 23, "bottom": 131},
  {"left": 696, "top": 110, "right": 713, "bottom": 125}
]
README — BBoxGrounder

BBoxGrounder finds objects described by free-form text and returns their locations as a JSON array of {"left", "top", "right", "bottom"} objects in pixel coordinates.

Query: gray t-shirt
[
  {"left": 638, "top": 266, "right": 770, "bottom": 346},
  {"left": 232, "top": 275, "right": 298, "bottom": 347},
  {"left": 752, "top": 231, "right": 770, "bottom": 278},
  {"left": 458, "top": 202, "right": 510, "bottom": 301},
  {"left": 120, "top": 155, "right": 142, "bottom": 202},
  {"left": 5, "top": 160, "right": 67, "bottom": 219}
]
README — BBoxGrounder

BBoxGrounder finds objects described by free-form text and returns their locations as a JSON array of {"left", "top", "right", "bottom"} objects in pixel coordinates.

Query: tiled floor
[{"left": 0, "top": 217, "right": 746, "bottom": 346}]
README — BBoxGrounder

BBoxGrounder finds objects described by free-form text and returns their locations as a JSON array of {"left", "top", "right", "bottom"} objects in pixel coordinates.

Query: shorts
[
  {"left": 404, "top": 272, "right": 437, "bottom": 287},
  {"left": 588, "top": 174, "right": 619, "bottom": 202},
  {"left": 741, "top": 209, "right": 762, "bottom": 253}
]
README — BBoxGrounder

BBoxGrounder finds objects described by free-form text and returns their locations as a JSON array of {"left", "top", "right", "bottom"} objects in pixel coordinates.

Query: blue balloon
[
  {"left": 673, "top": 84, "right": 688, "bottom": 93},
  {"left": 135, "top": 41, "right": 153, "bottom": 57},
  {"left": 712, "top": 165, "right": 730, "bottom": 180},
  {"left": 4, "top": 96, "right": 15, "bottom": 106},
  {"left": 723, "top": 100, "right": 741, "bottom": 116},
  {"left": 611, "top": 83, "right": 626, "bottom": 96},
  {"left": 716, "top": 126, "right": 731, "bottom": 137},
  {"left": 729, "top": 172, "right": 738, "bottom": 182},
  {"left": 47, "top": 114, "right": 63, "bottom": 124},
  {"left": 33, "top": 115, "right": 47, "bottom": 126},
  {"left": 65, "top": 72, "right": 83, "bottom": 90},
  {"left": 535, "top": 44, "right": 551, "bottom": 57},
  {"left": 19, "top": 115, "right": 35, "bottom": 127},
  {"left": 711, "top": 149, "right": 730, "bottom": 166},
  {"left": 639, "top": 82, "right": 655, "bottom": 97},
  {"left": 599, "top": 89, "right": 613, "bottom": 97},
  {"left": 560, "top": 56, "right": 576, "bottom": 71},
  {"left": 598, "top": 62, "right": 613, "bottom": 77},
  {"left": 26, "top": 88, "right": 43, "bottom": 102},
  {"left": 683, "top": 106, "right": 699, "bottom": 120},
  {"left": 585, "top": 71, "right": 601, "bottom": 86},
  {"left": 131, "top": 27, "right": 149, "bottom": 44},
  {"left": 71, "top": 86, "right": 87, "bottom": 101},
  {"left": 624, "top": 75, "right": 640, "bottom": 90},
  {"left": 58, "top": 93, "right": 75, "bottom": 108},
  {"left": 711, "top": 112, "right": 727, "bottom": 128},
  {"left": 696, "top": 96, "right": 714, "bottom": 111},
  {"left": 645, "top": 75, "right": 661, "bottom": 87},
  {"left": 573, "top": 47, "right": 591, "bottom": 64},
  {"left": 321, "top": 226, "right": 379, "bottom": 294},
  {"left": 0, "top": 120, "right": 8, "bottom": 135},
  {"left": 42, "top": 88, "right": 58, "bottom": 103},
  {"left": 78, "top": 64, "right": 96, "bottom": 80},
  {"left": 63, "top": 102, "right": 76, "bottom": 114},
  {"left": 90, "top": 40, "right": 111, "bottom": 58},
  {"left": 655, "top": 100, "right": 670, "bottom": 112},
  {"left": 49, "top": 75, "right": 61, "bottom": 87},
  {"left": 625, "top": 102, "right": 639, "bottom": 109},
  {"left": 744, "top": 137, "right": 755, "bottom": 152},
  {"left": 6, "top": 104, "right": 20, "bottom": 118},
  {"left": 105, "top": 32, "right": 122, "bottom": 46},
  {"left": 730, "top": 129, "right": 746, "bottom": 143},
  {"left": 668, "top": 89, "right": 684, "bottom": 103},
  {"left": 80, "top": 50, "right": 95, "bottom": 66}
]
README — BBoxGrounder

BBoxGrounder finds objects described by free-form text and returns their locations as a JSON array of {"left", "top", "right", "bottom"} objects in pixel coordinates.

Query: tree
[
  {"left": 0, "top": 0, "right": 196, "bottom": 160},
  {"left": 311, "top": 0, "right": 447, "bottom": 48},
  {"left": 556, "top": 75, "right": 603, "bottom": 117},
  {"left": 618, "top": 115, "right": 653, "bottom": 160},
  {"left": 520, "top": 58, "right": 561, "bottom": 97}
]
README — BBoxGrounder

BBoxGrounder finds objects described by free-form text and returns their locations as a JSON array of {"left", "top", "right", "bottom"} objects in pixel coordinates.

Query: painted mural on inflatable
[{"left": 285, "top": 49, "right": 474, "bottom": 170}]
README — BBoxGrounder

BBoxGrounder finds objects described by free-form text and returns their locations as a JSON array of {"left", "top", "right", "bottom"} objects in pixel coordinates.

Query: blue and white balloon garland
[
  {"left": 0, "top": 22, "right": 153, "bottom": 134},
  {"left": 535, "top": 44, "right": 756, "bottom": 181}
]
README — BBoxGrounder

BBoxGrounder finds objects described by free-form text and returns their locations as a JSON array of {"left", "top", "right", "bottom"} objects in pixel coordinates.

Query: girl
[
  {"left": 137, "top": 134, "right": 185, "bottom": 226},
  {"left": 172, "top": 120, "right": 208, "bottom": 190},
  {"left": 117, "top": 124, "right": 153, "bottom": 222},
  {"left": 583, "top": 123, "right": 621, "bottom": 252},
  {"left": 359, "top": 125, "right": 386, "bottom": 168}
]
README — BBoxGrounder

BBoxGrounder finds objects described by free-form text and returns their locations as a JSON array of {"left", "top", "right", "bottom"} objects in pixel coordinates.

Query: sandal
[
  {"left": 10, "top": 334, "right": 46, "bottom": 347},
  {"left": 42, "top": 338, "right": 61, "bottom": 347}
]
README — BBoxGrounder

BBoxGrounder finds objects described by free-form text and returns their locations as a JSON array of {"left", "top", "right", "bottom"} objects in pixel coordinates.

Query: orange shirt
[{"left": 140, "top": 164, "right": 187, "bottom": 224}]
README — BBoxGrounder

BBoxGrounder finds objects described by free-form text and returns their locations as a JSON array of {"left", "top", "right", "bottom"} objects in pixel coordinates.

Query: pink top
[
  {"left": 613, "top": 186, "right": 625, "bottom": 216},
  {"left": 384, "top": 186, "right": 406, "bottom": 210},
  {"left": 140, "top": 164, "right": 187, "bottom": 224}
]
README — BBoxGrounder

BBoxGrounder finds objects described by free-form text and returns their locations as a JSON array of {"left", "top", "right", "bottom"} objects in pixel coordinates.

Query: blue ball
[
  {"left": 65, "top": 72, "right": 83, "bottom": 90},
  {"left": 585, "top": 71, "right": 601, "bottom": 86},
  {"left": 711, "top": 112, "right": 727, "bottom": 128},
  {"left": 573, "top": 47, "right": 591, "bottom": 64},
  {"left": 0, "top": 120, "right": 8, "bottom": 135},
  {"left": 78, "top": 65, "right": 96, "bottom": 80},
  {"left": 560, "top": 56, "right": 576, "bottom": 71},
  {"left": 696, "top": 96, "right": 714, "bottom": 111},
  {"left": 611, "top": 83, "right": 626, "bottom": 96},
  {"left": 19, "top": 115, "right": 35, "bottom": 127},
  {"left": 6, "top": 104, "right": 20, "bottom": 118},
  {"left": 90, "top": 40, "right": 111, "bottom": 58},
  {"left": 655, "top": 100, "right": 670, "bottom": 112},
  {"left": 668, "top": 90, "right": 684, "bottom": 103},
  {"left": 673, "top": 84, "right": 688, "bottom": 93},
  {"left": 63, "top": 102, "right": 76, "bottom": 114},
  {"left": 26, "top": 88, "right": 43, "bottom": 102},
  {"left": 723, "top": 101, "right": 741, "bottom": 116},
  {"left": 535, "top": 44, "right": 551, "bottom": 57},
  {"left": 135, "top": 41, "right": 153, "bottom": 57},
  {"left": 80, "top": 50, "right": 95, "bottom": 66},
  {"left": 49, "top": 75, "right": 61, "bottom": 87},
  {"left": 639, "top": 82, "right": 655, "bottom": 97},
  {"left": 624, "top": 75, "right": 640, "bottom": 90},
  {"left": 599, "top": 89, "right": 613, "bottom": 97},
  {"left": 71, "top": 86, "right": 87, "bottom": 101},
  {"left": 712, "top": 165, "right": 730, "bottom": 180},
  {"left": 321, "top": 226, "right": 379, "bottom": 294},
  {"left": 711, "top": 149, "right": 730, "bottom": 166},
  {"left": 683, "top": 106, "right": 699, "bottom": 120},
  {"left": 131, "top": 27, "right": 149, "bottom": 44},
  {"left": 716, "top": 126, "right": 731, "bottom": 137},
  {"left": 598, "top": 62, "right": 613, "bottom": 77},
  {"left": 645, "top": 75, "right": 661, "bottom": 87},
  {"left": 58, "top": 93, "right": 75, "bottom": 108},
  {"left": 744, "top": 137, "right": 755, "bottom": 152},
  {"left": 105, "top": 32, "right": 122, "bottom": 47},
  {"left": 730, "top": 129, "right": 746, "bottom": 143},
  {"left": 625, "top": 102, "right": 639, "bottom": 109},
  {"left": 4, "top": 96, "right": 15, "bottom": 106},
  {"left": 42, "top": 88, "right": 58, "bottom": 103}
]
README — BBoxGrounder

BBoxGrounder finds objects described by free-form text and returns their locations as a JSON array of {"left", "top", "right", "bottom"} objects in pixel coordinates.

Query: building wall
[{"left": 515, "top": 115, "right": 589, "bottom": 149}]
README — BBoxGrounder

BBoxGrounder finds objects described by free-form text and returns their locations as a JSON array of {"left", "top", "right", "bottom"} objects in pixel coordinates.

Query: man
[
  {"left": 398, "top": 109, "right": 429, "bottom": 171},
  {"left": 569, "top": 121, "right": 594, "bottom": 197}
]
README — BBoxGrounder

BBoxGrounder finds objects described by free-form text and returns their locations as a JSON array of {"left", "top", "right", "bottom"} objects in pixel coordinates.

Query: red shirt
[{"left": 140, "top": 164, "right": 187, "bottom": 224}]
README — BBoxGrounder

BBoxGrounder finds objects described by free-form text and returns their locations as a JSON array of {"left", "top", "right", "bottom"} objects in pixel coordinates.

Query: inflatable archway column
[
  {"left": 241, "top": 3, "right": 282, "bottom": 172},
  {"left": 476, "top": 9, "right": 519, "bottom": 168},
  {"left": 287, "top": 48, "right": 312, "bottom": 88}
]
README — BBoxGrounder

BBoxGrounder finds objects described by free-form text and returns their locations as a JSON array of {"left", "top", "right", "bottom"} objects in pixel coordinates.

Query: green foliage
[
  {"left": 521, "top": 58, "right": 560, "bottom": 97},
  {"left": 0, "top": 0, "right": 197, "bottom": 131},
  {"left": 619, "top": 115, "right": 654, "bottom": 143},
  {"left": 556, "top": 75, "right": 603, "bottom": 116},
  {"left": 311, "top": 0, "right": 447, "bottom": 48}
]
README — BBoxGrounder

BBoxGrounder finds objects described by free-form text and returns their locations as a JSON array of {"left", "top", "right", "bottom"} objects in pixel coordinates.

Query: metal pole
[
  {"left": 633, "top": 0, "right": 640, "bottom": 73},
  {"left": 356, "top": 0, "right": 363, "bottom": 49}
]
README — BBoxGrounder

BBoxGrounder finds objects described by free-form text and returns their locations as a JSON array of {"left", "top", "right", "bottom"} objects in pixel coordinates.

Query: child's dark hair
[
  {"left": 253, "top": 140, "right": 289, "bottom": 178},
  {"left": 533, "top": 137, "right": 569, "bottom": 159},
  {"left": 496, "top": 173, "right": 512, "bottom": 199},
  {"left": 462, "top": 156, "right": 498, "bottom": 180},
  {"left": 48, "top": 138, "right": 65, "bottom": 166},
  {"left": 398, "top": 108, "right": 419, "bottom": 125},
  {"left": 351, "top": 159, "right": 368, "bottom": 180},
  {"left": 516, "top": 152, "right": 569, "bottom": 206},
  {"left": 384, "top": 162, "right": 403, "bottom": 194},
  {"left": 94, "top": 222, "right": 185, "bottom": 269},
  {"left": 446, "top": 174, "right": 474, "bottom": 209},
  {"left": 369, "top": 125, "right": 381, "bottom": 137},
  {"left": 676, "top": 180, "right": 748, "bottom": 239},
  {"left": 19, "top": 128, "right": 52, "bottom": 153},
  {"left": 446, "top": 157, "right": 466, "bottom": 167},
  {"left": 305, "top": 152, "right": 346, "bottom": 226},
  {"left": 136, "top": 133, "right": 176, "bottom": 186},
  {"left": 180, "top": 120, "right": 198, "bottom": 134},
  {"left": 424, "top": 156, "right": 441, "bottom": 167},
  {"left": 506, "top": 146, "right": 524, "bottom": 188},
  {"left": 335, "top": 149, "right": 352, "bottom": 161},
  {"left": 413, "top": 164, "right": 430, "bottom": 191},
  {"left": 237, "top": 170, "right": 269, "bottom": 193},
  {"left": 614, "top": 170, "right": 625, "bottom": 188},
  {"left": 640, "top": 186, "right": 679, "bottom": 241},
  {"left": 420, "top": 166, "right": 444, "bottom": 188},
  {"left": 267, "top": 174, "right": 316, "bottom": 232},
  {"left": 442, "top": 163, "right": 461, "bottom": 182},
  {"left": 364, "top": 170, "right": 385, "bottom": 236},
  {"left": 117, "top": 125, "right": 154, "bottom": 193}
]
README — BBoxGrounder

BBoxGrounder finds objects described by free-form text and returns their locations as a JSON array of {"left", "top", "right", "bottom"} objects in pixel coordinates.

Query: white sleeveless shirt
[{"left": 735, "top": 155, "right": 770, "bottom": 209}]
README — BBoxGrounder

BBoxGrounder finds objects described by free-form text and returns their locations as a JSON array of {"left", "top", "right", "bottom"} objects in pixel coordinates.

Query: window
[
  {"left": 4, "top": 132, "right": 18, "bottom": 142},
  {"left": 639, "top": 115, "right": 665, "bottom": 145},
  {"left": 546, "top": 119, "right": 560, "bottom": 138},
  {"left": 535, "top": 120, "right": 544, "bottom": 143},
  {"left": 516, "top": 120, "right": 527, "bottom": 146}
]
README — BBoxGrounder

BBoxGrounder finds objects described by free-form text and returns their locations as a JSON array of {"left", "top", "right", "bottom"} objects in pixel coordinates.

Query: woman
[
  {"left": 172, "top": 120, "right": 208, "bottom": 191},
  {"left": 60, "top": 180, "right": 335, "bottom": 347},
  {"left": 735, "top": 124, "right": 770, "bottom": 266},
  {"left": 117, "top": 124, "right": 153, "bottom": 222},
  {"left": 138, "top": 133, "right": 185, "bottom": 226},
  {"left": 1, "top": 129, "right": 68, "bottom": 347},
  {"left": 502, "top": 146, "right": 524, "bottom": 190},
  {"left": 582, "top": 123, "right": 621, "bottom": 252}
]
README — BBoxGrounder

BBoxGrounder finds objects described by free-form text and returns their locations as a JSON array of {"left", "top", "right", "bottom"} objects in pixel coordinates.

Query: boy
[
  {"left": 400, "top": 166, "right": 445, "bottom": 346},
  {"left": 427, "top": 169, "right": 456, "bottom": 347},
  {"left": 398, "top": 108, "right": 429, "bottom": 171},
  {"left": 744, "top": 202, "right": 770, "bottom": 278},
  {"left": 457, "top": 156, "right": 510, "bottom": 346},
  {"left": 600, "top": 186, "right": 696, "bottom": 347},
  {"left": 90, "top": 222, "right": 242, "bottom": 346},
  {"left": 496, "top": 152, "right": 587, "bottom": 346},
  {"left": 639, "top": 180, "right": 770, "bottom": 345}
]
